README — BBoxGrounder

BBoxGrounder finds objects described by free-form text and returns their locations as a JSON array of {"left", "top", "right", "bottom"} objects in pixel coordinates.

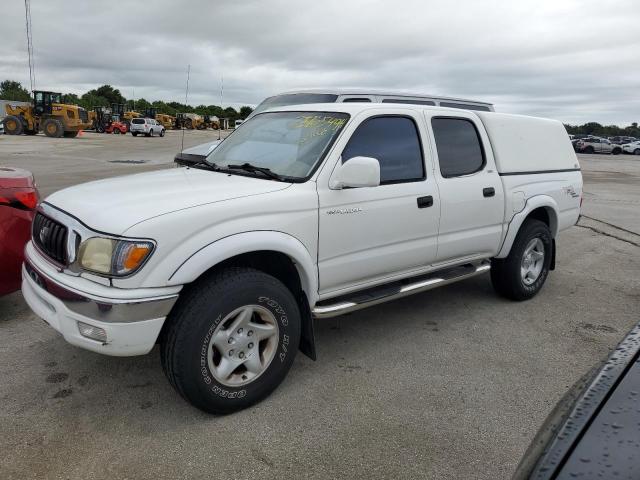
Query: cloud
[{"left": 1, "top": 0, "right": 638, "bottom": 124}]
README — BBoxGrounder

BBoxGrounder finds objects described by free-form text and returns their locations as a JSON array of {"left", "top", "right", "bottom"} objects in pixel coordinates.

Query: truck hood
[{"left": 45, "top": 167, "right": 290, "bottom": 234}]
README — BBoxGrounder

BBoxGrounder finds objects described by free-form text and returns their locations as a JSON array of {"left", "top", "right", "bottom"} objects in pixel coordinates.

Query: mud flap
[{"left": 298, "top": 292, "right": 317, "bottom": 361}]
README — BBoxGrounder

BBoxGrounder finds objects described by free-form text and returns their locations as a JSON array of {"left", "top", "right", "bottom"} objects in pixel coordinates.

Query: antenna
[
  {"left": 218, "top": 73, "right": 223, "bottom": 141},
  {"left": 24, "top": 0, "right": 35, "bottom": 93},
  {"left": 181, "top": 64, "right": 191, "bottom": 152}
]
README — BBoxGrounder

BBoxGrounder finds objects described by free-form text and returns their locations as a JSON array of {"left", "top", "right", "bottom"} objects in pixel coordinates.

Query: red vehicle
[
  {"left": 0, "top": 167, "right": 39, "bottom": 296},
  {"left": 104, "top": 121, "right": 128, "bottom": 134}
]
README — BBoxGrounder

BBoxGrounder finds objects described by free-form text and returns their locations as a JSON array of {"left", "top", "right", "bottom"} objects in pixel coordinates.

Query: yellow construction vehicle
[
  {"left": 175, "top": 112, "right": 204, "bottom": 130},
  {"left": 155, "top": 113, "right": 175, "bottom": 129},
  {"left": 204, "top": 115, "right": 220, "bottom": 130},
  {"left": 122, "top": 109, "right": 141, "bottom": 126},
  {"left": 2, "top": 91, "right": 92, "bottom": 138}
]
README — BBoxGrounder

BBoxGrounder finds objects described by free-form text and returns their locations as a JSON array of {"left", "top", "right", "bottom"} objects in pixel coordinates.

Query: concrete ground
[{"left": 0, "top": 133, "right": 638, "bottom": 480}]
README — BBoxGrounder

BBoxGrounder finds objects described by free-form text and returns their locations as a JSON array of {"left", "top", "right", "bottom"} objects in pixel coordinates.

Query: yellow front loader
[{"left": 3, "top": 91, "right": 92, "bottom": 138}]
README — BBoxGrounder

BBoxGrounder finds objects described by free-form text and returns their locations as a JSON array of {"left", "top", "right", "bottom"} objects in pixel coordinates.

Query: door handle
[
  {"left": 417, "top": 196, "right": 433, "bottom": 208},
  {"left": 483, "top": 187, "right": 495, "bottom": 198}
]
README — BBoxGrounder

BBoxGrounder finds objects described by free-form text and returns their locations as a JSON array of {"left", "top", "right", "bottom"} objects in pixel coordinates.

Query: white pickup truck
[{"left": 22, "top": 103, "right": 582, "bottom": 413}]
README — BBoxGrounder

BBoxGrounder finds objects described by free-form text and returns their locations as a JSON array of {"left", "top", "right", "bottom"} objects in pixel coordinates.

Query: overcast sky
[{"left": 1, "top": 0, "right": 639, "bottom": 125}]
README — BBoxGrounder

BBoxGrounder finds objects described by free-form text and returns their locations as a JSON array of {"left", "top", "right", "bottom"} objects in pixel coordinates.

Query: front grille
[
  {"left": 78, "top": 108, "right": 88, "bottom": 123},
  {"left": 33, "top": 212, "right": 68, "bottom": 264}
]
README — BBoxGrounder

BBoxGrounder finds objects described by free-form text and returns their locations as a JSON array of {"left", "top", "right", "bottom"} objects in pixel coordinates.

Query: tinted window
[
  {"left": 432, "top": 118, "right": 484, "bottom": 178},
  {"left": 342, "top": 116, "right": 424, "bottom": 184},
  {"left": 382, "top": 98, "right": 436, "bottom": 105},
  {"left": 132, "top": 118, "right": 145, "bottom": 124},
  {"left": 342, "top": 98, "right": 372, "bottom": 103},
  {"left": 439, "top": 102, "right": 491, "bottom": 112}
]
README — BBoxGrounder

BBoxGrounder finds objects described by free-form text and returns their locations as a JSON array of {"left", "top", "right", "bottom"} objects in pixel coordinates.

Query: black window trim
[
  {"left": 431, "top": 115, "right": 487, "bottom": 179},
  {"left": 342, "top": 114, "right": 427, "bottom": 185}
]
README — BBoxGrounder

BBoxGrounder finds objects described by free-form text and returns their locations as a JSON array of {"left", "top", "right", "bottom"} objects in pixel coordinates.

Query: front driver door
[{"left": 317, "top": 110, "right": 440, "bottom": 296}]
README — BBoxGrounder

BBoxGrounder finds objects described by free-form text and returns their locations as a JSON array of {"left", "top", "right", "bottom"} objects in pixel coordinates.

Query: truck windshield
[{"left": 206, "top": 111, "right": 349, "bottom": 180}]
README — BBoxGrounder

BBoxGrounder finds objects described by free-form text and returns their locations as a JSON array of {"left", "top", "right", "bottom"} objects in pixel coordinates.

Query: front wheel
[
  {"left": 161, "top": 267, "right": 301, "bottom": 414},
  {"left": 634, "top": 149, "right": 640, "bottom": 156},
  {"left": 490, "top": 219, "right": 552, "bottom": 301},
  {"left": 612, "top": 148, "right": 621, "bottom": 155},
  {"left": 159, "top": 129, "right": 165, "bottom": 137}
]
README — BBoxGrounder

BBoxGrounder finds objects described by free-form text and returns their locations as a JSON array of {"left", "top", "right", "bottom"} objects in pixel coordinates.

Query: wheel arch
[
  {"left": 168, "top": 231, "right": 318, "bottom": 303},
  {"left": 496, "top": 195, "right": 559, "bottom": 259},
  {"left": 166, "top": 231, "right": 318, "bottom": 360}
]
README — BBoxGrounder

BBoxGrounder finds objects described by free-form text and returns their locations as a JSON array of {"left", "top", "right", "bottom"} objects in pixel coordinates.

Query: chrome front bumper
[{"left": 22, "top": 242, "right": 181, "bottom": 356}]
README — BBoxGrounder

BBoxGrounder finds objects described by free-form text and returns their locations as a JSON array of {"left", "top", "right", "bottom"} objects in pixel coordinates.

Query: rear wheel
[
  {"left": 584, "top": 146, "right": 594, "bottom": 154},
  {"left": 161, "top": 267, "right": 301, "bottom": 414},
  {"left": 3, "top": 115, "right": 23, "bottom": 135},
  {"left": 491, "top": 219, "right": 552, "bottom": 301},
  {"left": 42, "top": 118, "right": 64, "bottom": 138},
  {"left": 634, "top": 149, "right": 640, "bottom": 156},
  {"left": 145, "top": 130, "right": 152, "bottom": 137},
  {"left": 159, "top": 129, "right": 165, "bottom": 137},
  {"left": 612, "top": 148, "right": 621, "bottom": 155},
  {"left": 132, "top": 132, "right": 138, "bottom": 137}
]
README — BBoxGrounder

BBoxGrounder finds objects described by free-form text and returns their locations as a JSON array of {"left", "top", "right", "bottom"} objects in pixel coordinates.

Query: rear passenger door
[{"left": 425, "top": 113, "right": 504, "bottom": 264}]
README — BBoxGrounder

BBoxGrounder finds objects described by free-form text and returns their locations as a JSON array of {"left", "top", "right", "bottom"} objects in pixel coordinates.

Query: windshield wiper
[{"left": 226, "top": 163, "right": 288, "bottom": 181}]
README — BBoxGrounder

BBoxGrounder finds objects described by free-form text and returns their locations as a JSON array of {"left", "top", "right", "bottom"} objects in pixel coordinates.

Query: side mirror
[{"left": 330, "top": 156, "right": 381, "bottom": 189}]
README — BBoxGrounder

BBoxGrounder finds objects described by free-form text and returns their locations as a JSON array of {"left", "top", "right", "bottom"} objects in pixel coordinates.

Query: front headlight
[{"left": 78, "top": 237, "right": 154, "bottom": 277}]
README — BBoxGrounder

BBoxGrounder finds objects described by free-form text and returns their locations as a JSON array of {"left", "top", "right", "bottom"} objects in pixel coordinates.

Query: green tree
[
  {"left": 239, "top": 106, "right": 253, "bottom": 119},
  {"left": 0, "top": 80, "right": 32, "bottom": 101},
  {"left": 86, "top": 85, "right": 126, "bottom": 105},
  {"left": 61, "top": 93, "right": 80, "bottom": 105}
]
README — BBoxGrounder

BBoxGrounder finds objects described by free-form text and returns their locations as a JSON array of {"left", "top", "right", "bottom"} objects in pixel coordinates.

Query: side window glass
[
  {"left": 431, "top": 118, "right": 485, "bottom": 178},
  {"left": 342, "top": 116, "right": 424, "bottom": 184},
  {"left": 342, "top": 98, "right": 372, "bottom": 103}
]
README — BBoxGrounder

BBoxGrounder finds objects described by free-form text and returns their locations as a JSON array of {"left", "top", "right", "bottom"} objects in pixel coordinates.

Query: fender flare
[
  {"left": 496, "top": 195, "right": 559, "bottom": 259},
  {"left": 168, "top": 230, "right": 319, "bottom": 304}
]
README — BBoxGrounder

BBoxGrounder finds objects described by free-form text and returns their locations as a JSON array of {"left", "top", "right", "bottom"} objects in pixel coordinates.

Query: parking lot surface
[{"left": 1, "top": 133, "right": 638, "bottom": 479}]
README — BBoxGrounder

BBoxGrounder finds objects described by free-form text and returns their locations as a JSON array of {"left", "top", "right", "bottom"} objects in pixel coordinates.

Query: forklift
[{"left": 3, "top": 91, "right": 92, "bottom": 138}]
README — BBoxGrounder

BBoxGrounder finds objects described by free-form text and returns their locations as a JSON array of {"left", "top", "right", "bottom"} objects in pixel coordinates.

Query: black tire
[
  {"left": 159, "top": 129, "right": 165, "bottom": 137},
  {"left": 145, "top": 130, "right": 151, "bottom": 137},
  {"left": 42, "top": 118, "right": 64, "bottom": 138},
  {"left": 584, "top": 146, "right": 594, "bottom": 154},
  {"left": 490, "top": 219, "right": 552, "bottom": 301},
  {"left": 3, "top": 115, "right": 24, "bottom": 135},
  {"left": 161, "top": 267, "right": 301, "bottom": 414},
  {"left": 63, "top": 130, "right": 79, "bottom": 138},
  {"left": 132, "top": 132, "right": 138, "bottom": 137},
  {"left": 634, "top": 149, "right": 640, "bottom": 156},
  {"left": 96, "top": 124, "right": 105, "bottom": 133},
  {"left": 612, "top": 148, "right": 621, "bottom": 155},
  {"left": 112, "top": 128, "right": 120, "bottom": 134}
]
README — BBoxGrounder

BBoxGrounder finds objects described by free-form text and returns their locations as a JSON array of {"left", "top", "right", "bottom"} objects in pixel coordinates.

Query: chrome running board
[{"left": 312, "top": 261, "right": 491, "bottom": 319}]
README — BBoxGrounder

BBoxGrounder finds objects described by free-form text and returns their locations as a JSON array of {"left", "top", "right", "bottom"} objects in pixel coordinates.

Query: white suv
[{"left": 129, "top": 118, "right": 165, "bottom": 137}]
